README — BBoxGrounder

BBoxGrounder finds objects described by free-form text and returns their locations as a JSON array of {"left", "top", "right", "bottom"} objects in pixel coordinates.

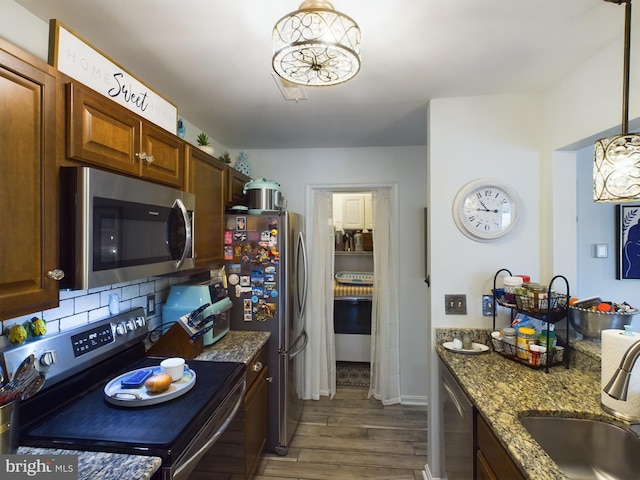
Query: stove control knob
[
  {"left": 126, "top": 320, "right": 136, "bottom": 332},
  {"left": 40, "top": 350, "right": 57, "bottom": 367},
  {"left": 115, "top": 322, "right": 127, "bottom": 335},
  {"left": 135, "top": 316, "right": 146, "bottom": 328}
]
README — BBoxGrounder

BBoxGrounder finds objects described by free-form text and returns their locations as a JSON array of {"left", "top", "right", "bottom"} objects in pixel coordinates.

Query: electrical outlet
[
  {"left": 482, "top": 294, "right": 494, "bottom": 316},
  {"left": 147, "top": 294, "right": 155, "bottom": 315},
  {"left": 445, "top": 294, "right": 467, "bottom": 315}
]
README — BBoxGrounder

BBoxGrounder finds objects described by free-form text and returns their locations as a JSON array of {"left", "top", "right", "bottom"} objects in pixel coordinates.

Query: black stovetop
[{"left": 20, "top": 356, "right": 244, "bottom": 461}]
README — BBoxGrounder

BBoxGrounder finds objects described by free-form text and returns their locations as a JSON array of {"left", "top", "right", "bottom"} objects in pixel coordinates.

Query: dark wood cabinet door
[
  {"left": 0, "top": 42, "right": 59, "bottom": 320},
  {"left": 67, "top": 82, "right": 141, "bottom": 176},
  {"left": 185, "top": 146, "right": 226, "bottom": 267},
  {"left": 476, "top": 413, "right": 525, "bottom": 480},
  {"left": 141, "top": 122, "right": 184, "bottom": 188},
  {"left": 228, "top": 168, "right": 250, "bottom": 204},
  {"left": 245, "top": 365, "right": 268, "bottom": 477}
]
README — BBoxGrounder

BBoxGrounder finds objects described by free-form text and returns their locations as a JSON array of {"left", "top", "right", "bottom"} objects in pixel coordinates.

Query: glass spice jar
[{"left": 516, "top": 326, "right": 536, "bottom": 360}]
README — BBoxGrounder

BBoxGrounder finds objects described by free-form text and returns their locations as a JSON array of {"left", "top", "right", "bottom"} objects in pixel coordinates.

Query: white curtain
[
  {"left": 369, "top": 189, "right": 401, "bottom": 404},
  {"left": 303, "top": 190, "right": 336, "bottom": 400}
]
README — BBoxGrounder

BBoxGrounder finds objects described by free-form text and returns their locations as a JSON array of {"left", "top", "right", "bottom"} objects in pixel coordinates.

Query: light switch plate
[
  {"left": 594, "top": 243, "right": 608, "bottom": 258},
  {"left": 445, "top": 294, "right": 467, "bottom": 315},
  {"left": 482, "top": 295, "right": 494, "bottom": 316}
]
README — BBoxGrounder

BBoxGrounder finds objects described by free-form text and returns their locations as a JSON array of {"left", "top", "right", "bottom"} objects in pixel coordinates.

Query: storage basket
[{"left": 491, "top": 337, "right": 564, "bottom": 370}]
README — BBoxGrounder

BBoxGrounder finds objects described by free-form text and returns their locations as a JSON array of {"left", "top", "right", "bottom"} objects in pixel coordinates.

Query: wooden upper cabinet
[
  {"left": 141, "top": 122, "right": 184, "bottom": 187},
  {"left": 0, "top": 40, "right": 59, "bottom": 321},
  {"left": 185, "top": 146, "right": 227, "bottom": 267},
  {"left": 67, "top": 82, "right": 140, "bottom": 175},
  {"left": 228, "top": 168, "right": 250, "bottom": 204},
  {"left": 67, "top": 82, "right": 183, "bottom": 188}
]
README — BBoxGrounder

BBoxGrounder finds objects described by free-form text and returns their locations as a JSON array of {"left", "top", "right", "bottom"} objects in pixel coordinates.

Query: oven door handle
[{"left": 172, "top": 379, "right": 246, "bottom": 479}]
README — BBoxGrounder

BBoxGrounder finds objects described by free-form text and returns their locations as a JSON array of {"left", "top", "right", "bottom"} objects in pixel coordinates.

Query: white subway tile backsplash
[
  {"left": 121, "top": 284, "right": 140, "bottom": 301},
  {"left": 88, "top": 306, "right": 111, "bottom": 322},
  {"left": 42, "top": 299, "right": 74, "bottom": 321},
  {"left": 88, "top": 284, "right": 111, "bottom": 294},
  {"left": 60, "top": 289, "right": 88, "bottom": 300},
  {"left": 1, "top": 276, "right": 189, "bottom": 345},
  {"left": 60, "top": 312, "right": 89, "bottom": 331},
  {"left": 74, "top": 292, "right": 101, "bottom": 313},
  {"left": 139, "top": 282, "right": 155, "bottom": 296}
]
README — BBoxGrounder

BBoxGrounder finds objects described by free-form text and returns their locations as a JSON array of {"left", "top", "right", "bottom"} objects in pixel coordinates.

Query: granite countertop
[
  {"left": 17, "top": 329, "right": 270, "bottom": 480},
  {"left": 196, "top": 330, "right": 270, "bottom": 363},
  {"left": 436, "top": 328, "right": 631, "bottom": 480},
  {"left": 16, "top": 448, "right": 162, "bottom": 480}
]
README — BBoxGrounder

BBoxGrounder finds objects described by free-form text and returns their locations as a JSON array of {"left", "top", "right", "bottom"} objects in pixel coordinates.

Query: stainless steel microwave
[{"left": 60, "top": 167, "right": 195, "bottom": 290}]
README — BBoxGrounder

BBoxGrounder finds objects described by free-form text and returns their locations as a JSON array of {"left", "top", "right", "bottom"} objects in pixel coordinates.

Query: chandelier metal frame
[
  {"left": 272, "top": 0, "right": 361, "bottom": 87},
  {"left": 594, "top": 0, "right": 640, "bottom": 202}
]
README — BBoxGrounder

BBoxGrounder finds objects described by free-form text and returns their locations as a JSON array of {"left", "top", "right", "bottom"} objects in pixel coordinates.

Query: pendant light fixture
[
  {"left": 594, "top": 0, "right": 640, "bottom": 202},
  {"left": 272, "top": 0, "right": 361, "bottom": 87}
]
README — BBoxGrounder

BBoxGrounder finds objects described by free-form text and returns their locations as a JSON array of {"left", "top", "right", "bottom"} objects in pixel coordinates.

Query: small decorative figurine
[{"left": 235, "top": 151, "right": 251, "bottom": 176}]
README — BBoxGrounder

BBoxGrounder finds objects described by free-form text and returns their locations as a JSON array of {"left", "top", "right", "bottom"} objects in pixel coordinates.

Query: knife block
[{"left": 146, "top": 322, "right": 203, "bottom": 359}]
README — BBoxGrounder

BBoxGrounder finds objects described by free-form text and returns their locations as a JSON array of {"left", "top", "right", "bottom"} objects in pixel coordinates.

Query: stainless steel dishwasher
[{"left": 440, "top": 359, "right": 474, "bottom": 479}]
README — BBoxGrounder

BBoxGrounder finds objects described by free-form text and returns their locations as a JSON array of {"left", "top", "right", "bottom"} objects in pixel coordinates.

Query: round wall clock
[{"left": 452, "top": 179, "right": 520, "bottom": 241}]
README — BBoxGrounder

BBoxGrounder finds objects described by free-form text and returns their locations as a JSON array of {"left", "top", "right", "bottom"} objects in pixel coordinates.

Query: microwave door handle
[{"left": 172, "top": 198, "right": 192, "bottom": 269}]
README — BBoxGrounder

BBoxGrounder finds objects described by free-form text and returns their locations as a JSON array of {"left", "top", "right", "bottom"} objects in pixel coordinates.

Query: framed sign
[
  {"left": 49, "top": 20, "right": 177, "bottom": 134},
  {"left": 617, "top": 204, "right": 640, "bottom": 279}
]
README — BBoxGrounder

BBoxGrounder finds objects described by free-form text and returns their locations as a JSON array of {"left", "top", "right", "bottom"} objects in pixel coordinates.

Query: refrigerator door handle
[
  {"left": 296, "top": 231, "right": 308, "bottom": 320},
  {"left": 288, "top": 330, "right": 308, "bottom": 360}
]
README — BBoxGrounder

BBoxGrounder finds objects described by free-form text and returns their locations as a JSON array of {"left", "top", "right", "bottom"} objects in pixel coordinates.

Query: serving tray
[{"left": 104, "top": 366, "right": 196, "bottom": 407}]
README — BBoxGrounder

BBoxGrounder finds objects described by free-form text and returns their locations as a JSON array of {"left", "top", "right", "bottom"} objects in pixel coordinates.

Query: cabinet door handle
[
  {"left": 252, "top": 361, "right": 263, "bottom": 372},
  {"left": 135, "top": 152, "right": 154, "bottom": 163},
  {"left": 47, "top": 269, "right": 65, "bottom": 281}
]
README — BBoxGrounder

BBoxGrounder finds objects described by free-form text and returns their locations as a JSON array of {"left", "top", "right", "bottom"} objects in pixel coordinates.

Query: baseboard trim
[
  {"left": 424, "top": 463, "right": 444, "bottom": 480},
  {"left": 401, "top": 394, "right": 428, "bottom": 406}
]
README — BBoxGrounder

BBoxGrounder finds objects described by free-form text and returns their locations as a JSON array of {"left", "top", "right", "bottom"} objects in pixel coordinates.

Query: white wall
[
  {"left": 426, "top": 92, "right": 545, "bottom": 478},
  {"left": 574, "top": 145, "right": 640, "bottom": 330},
  {"left": 240, "top": 146, "right": 429, "bottom": 401},
  {"left": 0, "top": 0, "right": 48, "bottom": 59}
]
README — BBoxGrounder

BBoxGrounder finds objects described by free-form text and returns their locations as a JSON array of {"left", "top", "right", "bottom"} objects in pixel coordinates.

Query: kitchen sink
[{"left": 519, "top": 416, "right": 640, "bottom": 480}]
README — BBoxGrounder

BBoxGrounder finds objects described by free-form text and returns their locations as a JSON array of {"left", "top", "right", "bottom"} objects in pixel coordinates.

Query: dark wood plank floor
[{"left": 255, "top": 386, "right": 428, "bottom": 480}]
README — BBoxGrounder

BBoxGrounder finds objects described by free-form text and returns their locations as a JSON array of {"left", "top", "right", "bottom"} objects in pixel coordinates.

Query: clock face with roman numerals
[{"left": 452, "top": 179, "right": 519, "bottom": 241}]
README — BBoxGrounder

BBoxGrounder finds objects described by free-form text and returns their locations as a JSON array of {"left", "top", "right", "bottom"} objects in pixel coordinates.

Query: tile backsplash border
[{"left": 0, "top": 275, "right": 185, "bottom": 346}]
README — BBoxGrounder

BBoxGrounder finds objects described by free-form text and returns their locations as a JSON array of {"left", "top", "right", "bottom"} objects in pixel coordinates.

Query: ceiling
[{"left": 15, "top": 0, "right": 627, "bottom": 149}]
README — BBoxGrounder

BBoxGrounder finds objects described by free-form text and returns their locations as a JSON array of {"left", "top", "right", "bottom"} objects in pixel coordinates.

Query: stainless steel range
[{"left": 0, "top": 308, "right": 245, "bottom": 480}]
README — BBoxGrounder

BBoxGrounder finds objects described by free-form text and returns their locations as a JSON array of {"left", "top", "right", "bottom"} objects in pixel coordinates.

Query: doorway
[
  {"left": 332, "top": 191, "right": 374, "bottom": 368},
  {"left": 304, "top": 184, "right": 400, "bottom": 404}
]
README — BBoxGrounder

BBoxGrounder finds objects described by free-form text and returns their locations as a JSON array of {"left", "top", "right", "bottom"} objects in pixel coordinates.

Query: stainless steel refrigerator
[{"left": 224, "top": 210, "right": 308, "bottom": 455}]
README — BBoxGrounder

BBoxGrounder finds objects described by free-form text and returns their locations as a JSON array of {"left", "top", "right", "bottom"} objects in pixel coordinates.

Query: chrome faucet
[{"left": 603, "top": 339, "right": 640, "bottom": 401}]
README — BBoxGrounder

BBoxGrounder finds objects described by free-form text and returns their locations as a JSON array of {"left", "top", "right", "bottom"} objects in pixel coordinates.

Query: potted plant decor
[
  {"left": 219, "top": 151, "right": 231, "bottom": 164},
  {"left": 196, "top": 133, "right": 214, "bottom": 155}
]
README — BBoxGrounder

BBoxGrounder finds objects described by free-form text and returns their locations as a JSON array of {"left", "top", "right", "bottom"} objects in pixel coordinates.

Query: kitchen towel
[{"left": 601, "top": 329, "right": 640, "bottom": 420}]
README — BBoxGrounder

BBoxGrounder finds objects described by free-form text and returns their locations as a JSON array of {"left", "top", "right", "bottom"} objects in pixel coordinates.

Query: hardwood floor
[{"left": 254, "top": 386, "right": 428, "bottom": 480}]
